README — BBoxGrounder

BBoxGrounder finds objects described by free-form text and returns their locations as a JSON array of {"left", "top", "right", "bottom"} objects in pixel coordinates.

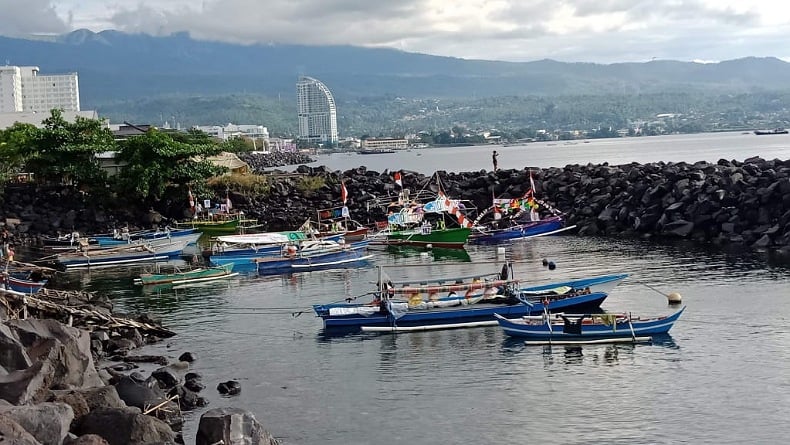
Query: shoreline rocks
[{"left": 1, "top": 290, "right": 278, "bottom": 445}]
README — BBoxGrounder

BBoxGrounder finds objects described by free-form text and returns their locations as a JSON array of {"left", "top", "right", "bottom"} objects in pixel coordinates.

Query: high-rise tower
[
  {"left": 296, "top": 76, "right": 338, "bottom": 145},
  {"left": 0, "top": 65, "right": 80, "bottom": 113}
]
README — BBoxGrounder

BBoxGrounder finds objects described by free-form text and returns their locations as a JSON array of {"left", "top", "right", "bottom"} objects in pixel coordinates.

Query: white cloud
[{"left": 1, "top": 0, "right": 789, "bottom": 63}]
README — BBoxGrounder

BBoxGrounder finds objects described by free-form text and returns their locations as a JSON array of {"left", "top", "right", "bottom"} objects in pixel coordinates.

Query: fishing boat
[
  {"left": 92, "top": 227, "right": 200, "bottom": 247},
  {"left": 54, "top": 233, "right": 200, "bottom": 269},
  {"left": 368, "top": 173, "right": 476, "bottom": 249},
  {"left": 133, "top": 263, "right": 237, "bottom": 286},
  {"left": 470, "top": 216, "right": 576, "bottom": 243},
  {"left": 753, "top": 128, "right": 789, "bottom": 135},
  {"left": 313, "top": 264, "right": 628, "bottom": 333},
  {"left": 175, "top": 212, "right": 259, "bottom": 235},
  {"left": 312, "top": 208, "right": 369, "bottom": 242},
  {"left": 372, "top": 224, "right": 471, "bottom": 249},
  {"left": 1, "top": 272, "right": 47, "bottom": 294},
  {"left": 494, "top": 306, "right": 685, "bottom": 344},
  {"left": 253, "top": 239, "right": 372, "bottom": 275},
  {"left": 471, "top": 170, "right": 574, "bottom": 243}
]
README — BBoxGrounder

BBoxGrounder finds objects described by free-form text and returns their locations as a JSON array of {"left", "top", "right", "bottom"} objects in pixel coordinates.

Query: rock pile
[{"left": 1, "top": 292, "right": 278, "bottom": 444}]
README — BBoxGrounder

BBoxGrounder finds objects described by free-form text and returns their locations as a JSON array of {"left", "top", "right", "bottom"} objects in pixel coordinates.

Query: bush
[
  {"left": 294, "top": 176, "right": 326, "bottom": 197},
  {"left": 207, "top": 173, "right": 271, "bottom": 195}
]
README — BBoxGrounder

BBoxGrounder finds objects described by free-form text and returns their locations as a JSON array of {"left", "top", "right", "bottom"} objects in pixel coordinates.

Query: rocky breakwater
[
  {"left": 238, "top": 151, "right": 315, "bottom": 171},
  {"left": 1, "top": 287, "right": 278, "bottom": 445},
  {"left": 538, "top": 156, "right": 790, "bottom": 252},
  {"left": 236, "top": 157, "right": 790, "bottom": 253}
]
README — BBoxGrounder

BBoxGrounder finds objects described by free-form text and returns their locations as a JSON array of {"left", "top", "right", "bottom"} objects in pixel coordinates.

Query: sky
[{"left": 1, "top": 0, "right": 789, "bottom": 63}]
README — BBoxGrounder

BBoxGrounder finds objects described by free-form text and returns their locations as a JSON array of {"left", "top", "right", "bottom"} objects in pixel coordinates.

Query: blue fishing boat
[
  {"left": 494, "top": 306, "right": 685, "bottom": 344},
  {"left": 470, "top": 216, "right": 576, "bottom": 244},
  {"left": 92, "top": 227, "right": 200, "bottom": 247},
  {"left": 1, "top": 273, "right": 47, "bottom": 294},
  {"left": 251, "top": 239, "right": 372, "bottom": 275},
  {"left": 313, "top": 266, "right": 628, "bottom": 333}
]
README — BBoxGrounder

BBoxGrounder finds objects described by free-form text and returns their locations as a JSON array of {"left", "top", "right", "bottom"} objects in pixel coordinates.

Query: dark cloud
[{"left": 0, "top": 0, "right": 787, "bottom": 63}]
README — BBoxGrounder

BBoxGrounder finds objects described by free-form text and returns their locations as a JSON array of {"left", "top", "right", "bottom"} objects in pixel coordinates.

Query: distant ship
[
  {"left": 357, "top": 148, "right": 396, "bottom": 154},
  {"left": 753, "top": 128, "right": 789, "bottom": 135}
]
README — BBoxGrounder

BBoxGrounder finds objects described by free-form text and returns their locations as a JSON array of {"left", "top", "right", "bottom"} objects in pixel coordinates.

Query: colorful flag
[
  {"left": 341, "top": 180, "right": 348, "bottom": 205},
  {"left": 188, "top": 187, "right": 195, "bottom": 211},
  {"left": 394, "top": 171, "right": 402, "bottom": 187}
]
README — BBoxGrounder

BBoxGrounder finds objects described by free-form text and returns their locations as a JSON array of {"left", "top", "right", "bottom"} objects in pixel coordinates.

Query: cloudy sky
[{"left": 1, "top": 0, "right": 788, "bottom": 63}]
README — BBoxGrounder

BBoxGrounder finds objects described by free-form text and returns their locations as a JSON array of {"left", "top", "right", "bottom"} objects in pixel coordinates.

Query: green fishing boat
[
  {"left": 133, "top": 263, "right": 237, "bottom": 286},
  {"left": 377, "top": 226, "right": 471, "bottom": 249}
]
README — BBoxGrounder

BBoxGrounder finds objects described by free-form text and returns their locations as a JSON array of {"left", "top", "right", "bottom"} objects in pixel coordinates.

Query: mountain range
[
  {"left": 3, "top": 30, "right": 790, "bottom": 103},
  {"left": 1, "top": 30, "right": 789, "bottom": 133}
]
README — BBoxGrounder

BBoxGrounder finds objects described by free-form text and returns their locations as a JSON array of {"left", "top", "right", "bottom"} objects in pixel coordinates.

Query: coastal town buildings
[
  {"left": 296, "top": 76, "right": 338, "bottom": 146},
  {"left": 361, "top": 137, "right": 409, "bottom": 149},
  {"left": 0, "top": 65, "right": 80, "bottom": 113}
]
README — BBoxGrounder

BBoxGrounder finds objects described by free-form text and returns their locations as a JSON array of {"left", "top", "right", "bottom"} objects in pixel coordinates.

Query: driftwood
[{"left": 1, "top": 288, "right": 176, "bottom": 337}]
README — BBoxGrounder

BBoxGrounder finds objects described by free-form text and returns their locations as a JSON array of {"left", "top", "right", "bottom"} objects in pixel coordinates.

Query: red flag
[
  {"left": 341, "top": 180, "right": 348, "bottom": 205},
  {"left": 188, "top": 187, "right": 195, "bottom": 211},
  {"left": 394, "top": 171, "right": 402, "bottom": 188},
  {"left": 492, "top": 190, "right": 502, "bottom": 220}
]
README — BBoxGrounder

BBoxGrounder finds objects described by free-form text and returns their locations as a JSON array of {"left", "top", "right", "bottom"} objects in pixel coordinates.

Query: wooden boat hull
[
  {"left": 495, "top": 306, "right": 685, "bottom": 339},
  {"left": 377, "top": 227, "right": 470, "bottom": 249},
  {"left": 314, "top": 291, "right": 609, "bottom": 332}
]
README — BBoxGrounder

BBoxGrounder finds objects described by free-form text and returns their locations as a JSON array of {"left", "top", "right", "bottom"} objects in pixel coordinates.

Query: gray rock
[
  {"left": 76, "top": 407, "right": 177, "bottom": 445},
  {"left": 0, "top": 414, "right": 42, "bottom": 445},
  {"left": 0, "top": 402, "right": 73, "bottom": 445},
  {"left": 0, "top": 323, "right": 32, "bottom": 371},
  {"left": 196, "top": 407, "right": 277, "bottom": 445},
  {"left": 67, "top": 434, "right": 110, "bottom": 445},
  {"left": 4, "top": 319, "right": 104, "bottom": 390},
  {"left": 0, "top": 360, "right": 54, "bottom": 405},
  {"left": 47, "top": 389, "right": 91, "bottom": 429},
  {"left": 78, "top": 385, "right": 128, "bottom": 411}
]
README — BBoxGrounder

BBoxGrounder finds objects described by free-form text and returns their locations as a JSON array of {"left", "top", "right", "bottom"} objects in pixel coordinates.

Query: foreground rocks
[{"left": 0, "top": 314, "right": 277, "bottom": 445}]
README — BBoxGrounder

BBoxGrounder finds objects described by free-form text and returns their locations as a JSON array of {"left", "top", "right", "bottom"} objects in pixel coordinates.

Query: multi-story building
[
  {"left": 296, "top": 76, "right": 338, "bottom": 146},
  {"left": 0, "top": 65, "right": 80, "bottom": 113},
  {"left": 361, "top": 138, "right": 409, "bottom": 149}
]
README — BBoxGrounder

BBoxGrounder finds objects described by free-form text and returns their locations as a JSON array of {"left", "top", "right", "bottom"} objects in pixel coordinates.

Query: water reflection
[{"left": 381, "top": 245, "right": 472, "bottom": 262}]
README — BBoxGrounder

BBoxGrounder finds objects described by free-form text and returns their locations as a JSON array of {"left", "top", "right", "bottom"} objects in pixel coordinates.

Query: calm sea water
[
  {"left": 62, "top": 132, "right": 790, "bottom": 444},
  {"left": 307, "top": 131, "right": 790, "bottom": 174}
]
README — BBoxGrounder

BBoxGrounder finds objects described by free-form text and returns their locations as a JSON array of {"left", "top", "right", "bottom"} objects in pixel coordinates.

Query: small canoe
[{"left": 134, "top": 263, "right": 236, "bottom": 286}]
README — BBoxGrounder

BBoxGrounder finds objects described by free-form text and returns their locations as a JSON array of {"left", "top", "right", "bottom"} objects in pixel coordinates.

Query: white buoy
[
  {"left": 497, "top": 247, "right": 506, "bottom": 256},
  {"left": 425, "top": 243, "right": 433, "bottom": 250},
  {"left": 667, "top": 292, "right": 683, "bottom": 304}
]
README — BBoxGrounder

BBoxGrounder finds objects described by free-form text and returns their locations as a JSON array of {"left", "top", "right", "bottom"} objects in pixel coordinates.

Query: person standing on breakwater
[{"left": 492, "top": 150, "right": 499, "bottom": 171}]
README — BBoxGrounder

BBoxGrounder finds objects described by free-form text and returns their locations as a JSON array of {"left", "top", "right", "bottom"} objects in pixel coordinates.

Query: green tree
[
  {"left": 221, "top": 136, "right": 255, "bottom": 153},
  {"left": 0, "top": 122, "right": 38, "bottom": 183},
  {"left": 24, "top": 109, "right": 114, "bottom": 188},
  {"left": 115, "top": 128, "right": 227, "bottom": 203}
]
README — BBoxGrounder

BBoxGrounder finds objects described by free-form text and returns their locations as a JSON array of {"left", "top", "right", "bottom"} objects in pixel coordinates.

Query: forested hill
[{"left": 2, "top": 30, "right": 790, "bottom": 105}]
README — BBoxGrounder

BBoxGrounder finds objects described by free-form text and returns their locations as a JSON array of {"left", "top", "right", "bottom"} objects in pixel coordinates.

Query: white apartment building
[
  {"left": 296, "top": 76, "right": 338, "bottom": 145},
  {"left": 0, "top": 65, "right": 80, "bottom": 113},
  {"left": 193, "top": 123, "right": 270, "bottom": 151}
]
